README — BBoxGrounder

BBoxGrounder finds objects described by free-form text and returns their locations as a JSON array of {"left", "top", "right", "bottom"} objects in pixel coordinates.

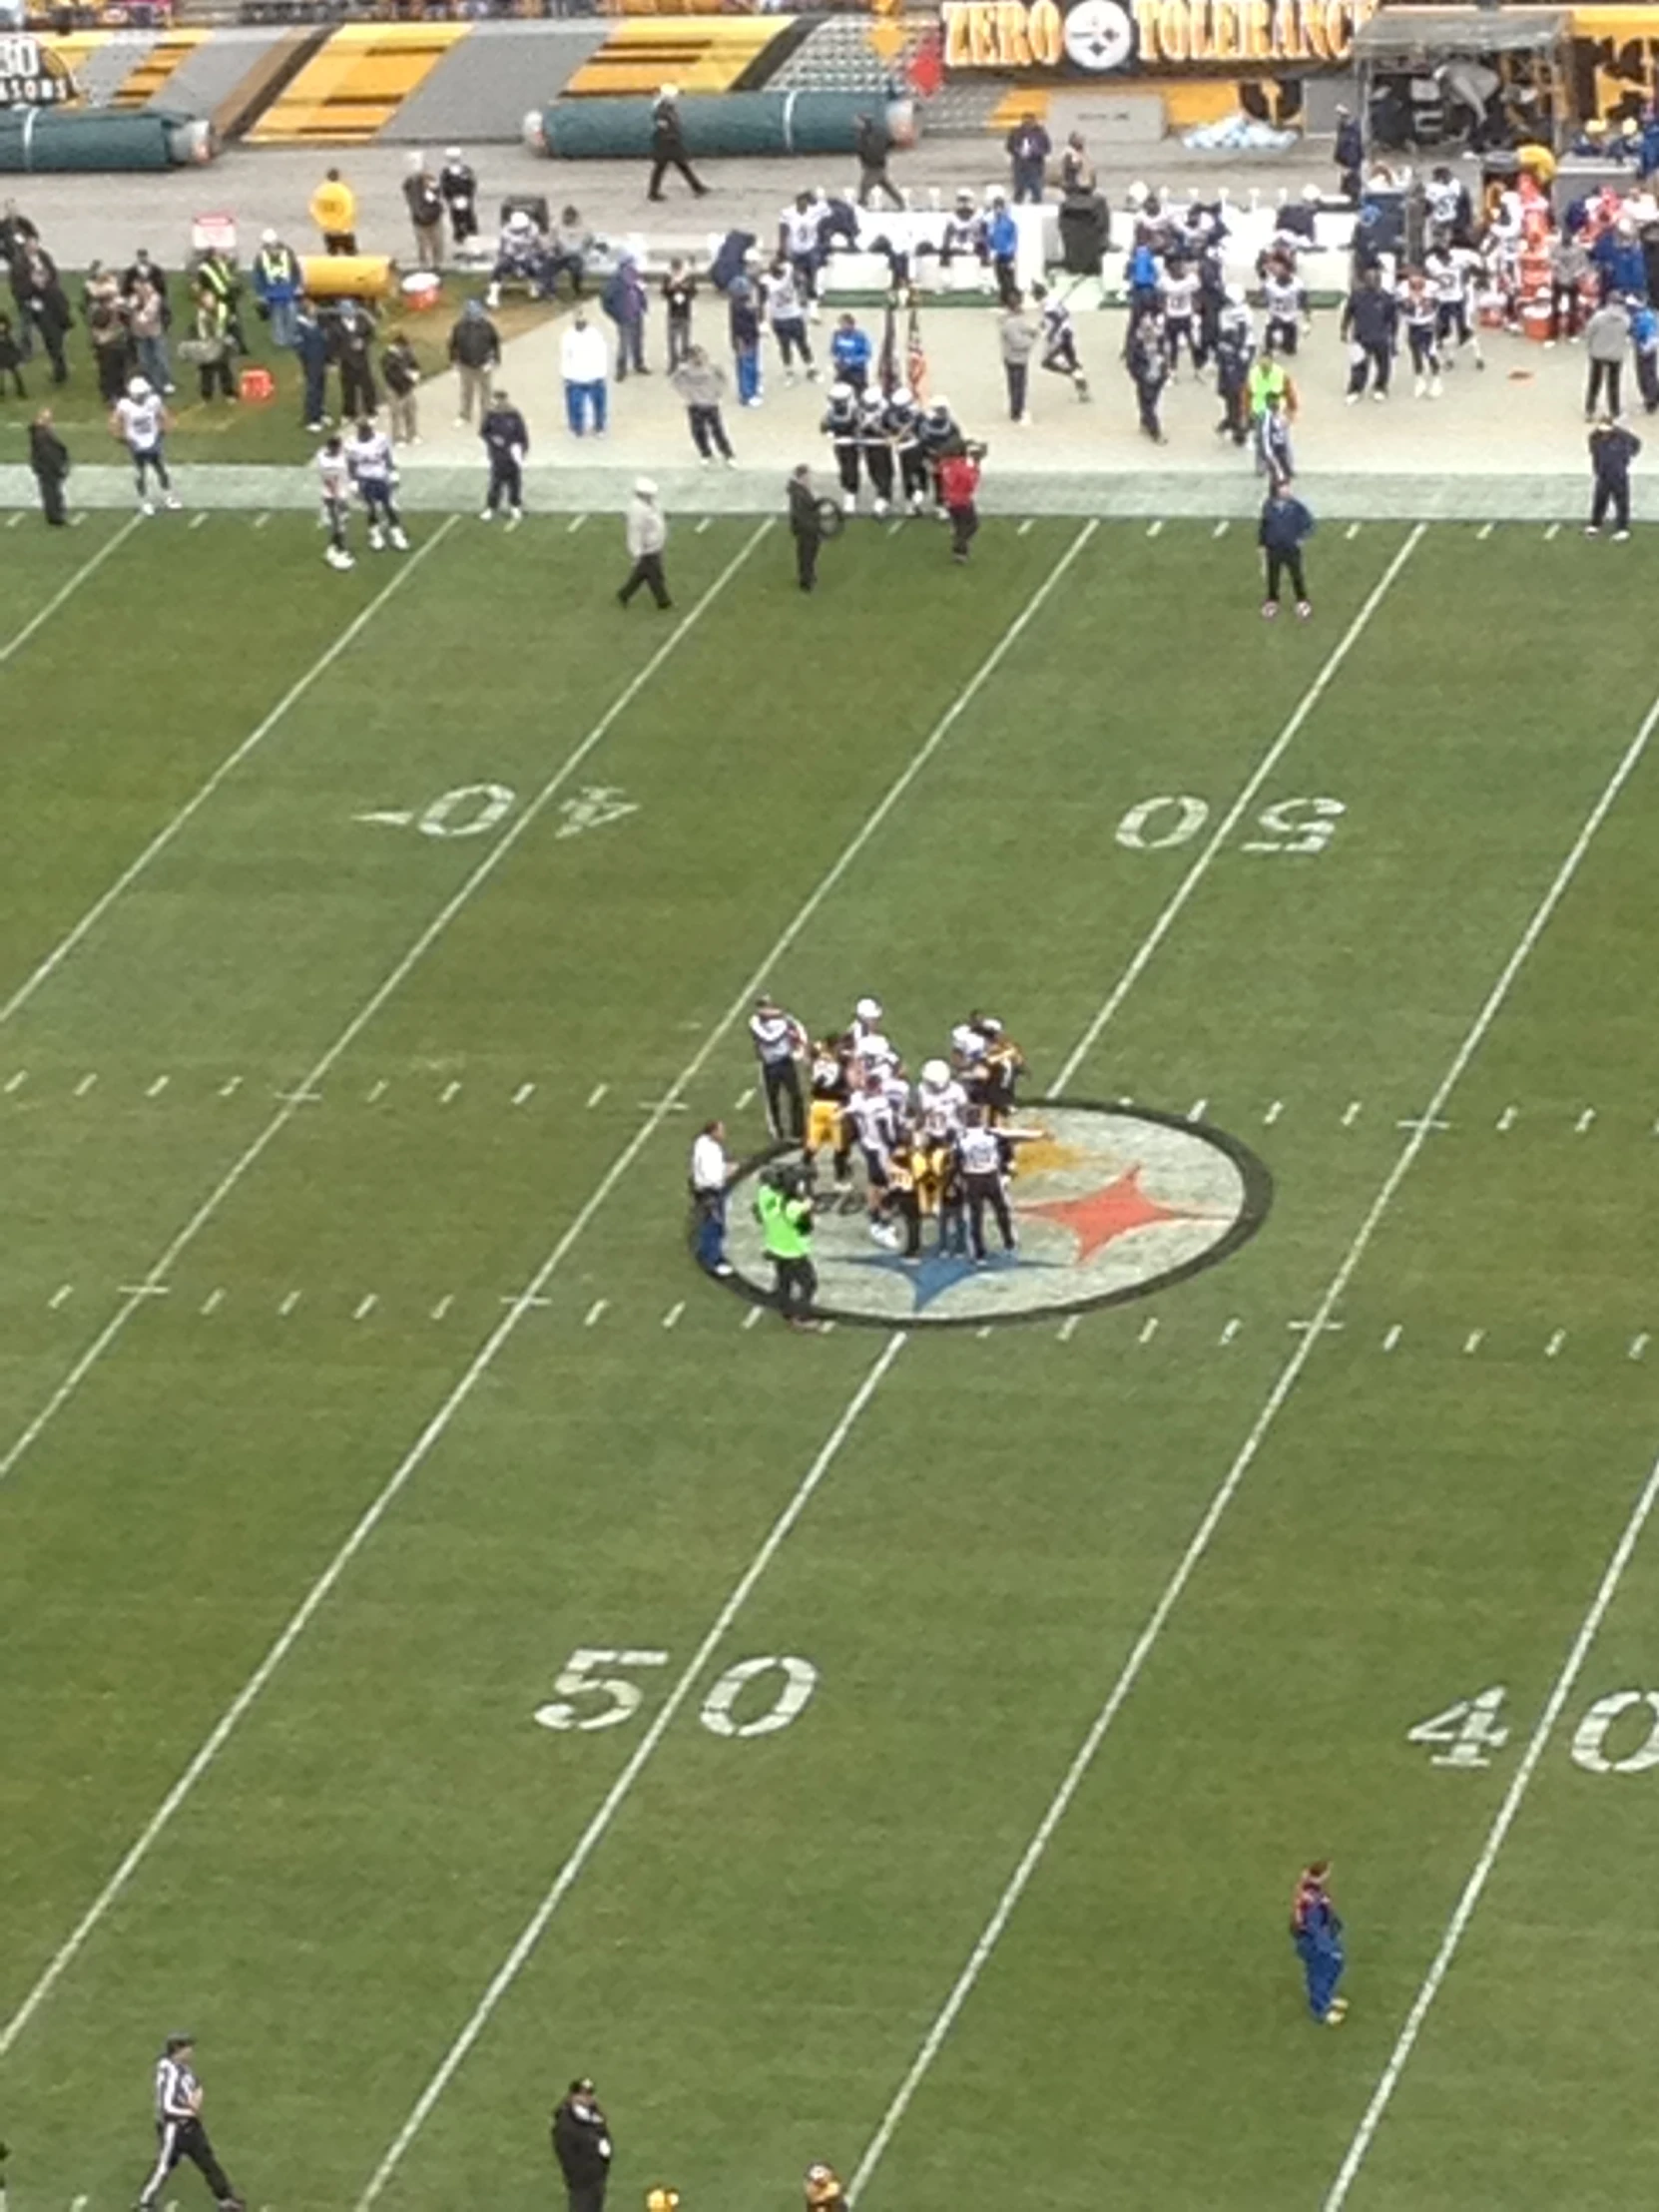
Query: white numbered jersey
[
  {"left": 1159, "top": 270, "right": 1199, "bottom": 319},
  {"left": 782, "top": 207, "right": 820, "bottom": 256},
  {"left": 846, "top": 1088, "right": 894, "bottom": 1155},
  {"left": 349, "top": 430, "right": 393, "bottom": 483},
  {"left": 916, "top": 1076, "right": 967, "bottom": 1138},
  {"left": 763, "top": 271, "right": 804, "bottom": 324},
  {"left": 317, "top": 448, "right": 350, "bottom": 501},
  {"left": 1428, "top": 251, "right": 1477, "bottom": 303},
  {"left": 116, "top": 393, "right": 164, "bottom": 450},
  {"left": 1397, "top": 284, "right": 1436, "bottom": 327},
  {"left": 1262, "top": 275, "right": 1302, "bottom": 320}
]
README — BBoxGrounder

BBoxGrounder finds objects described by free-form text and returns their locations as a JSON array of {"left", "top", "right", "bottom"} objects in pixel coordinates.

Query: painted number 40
[
  {"left": 533, "top": 1647, "right": 819, "bottom": 1740},
  {"left": 1409, "top": 1686, "right": 1659, "bottom": 1774}
]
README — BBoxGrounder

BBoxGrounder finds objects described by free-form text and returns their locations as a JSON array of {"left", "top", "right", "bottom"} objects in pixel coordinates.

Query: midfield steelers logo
[{"left": 723, "top": 1102, "right": 1272, "bottom": 1328}]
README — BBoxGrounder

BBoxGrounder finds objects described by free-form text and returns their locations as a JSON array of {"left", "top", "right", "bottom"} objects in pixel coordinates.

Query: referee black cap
[
  {"left": 165, "top": 2032, "right": 195, "bottom": 2054},
  {"left": 569, "top": 2075, "right": 595, "bottom": 2094}
]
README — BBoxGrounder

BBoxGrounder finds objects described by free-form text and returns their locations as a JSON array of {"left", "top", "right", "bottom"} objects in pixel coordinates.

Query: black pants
[
  {"left": 761, "top": 1057, "right": 805, "bottom": 1141},
  {"left": 138, "top": 2116, "right": 239, "bottom": 2208},
  {"left": 565, "top": 2181, "right": 608, "bottom": 2212},
  {"left": 648, "top": 155, "right": 706, "bottom": 199},
  {"left": 774, "top": 1253, "right": 818, "bottom": 1321},
  {"left": 619, "top": 552, "right": 671, "bottom": 607},
  {"left": 323, "top": 229, "right": 358, "bottom": 255},
  {"left": 96, "top": 344, "right": 130, "bottom": 403},
  {"left": 1550, "top": 279, "right": 1584, "bottom": 341},
  {"left": 1587, "top": 358, "right": 1624, "bottom": 414},
  {"left": 965, "top": 1171, "right": 1013, "bottom": 1260},
  {"left": 899, "top": 447, "right": 928, "bottom": 503},
  {"left": 1591, "top": 474, "right": 1631, "bottom": 531},
  {"left": 1134, "top": 375, "right": 1163, "bottom": 437},
  {"left": 795, "top": 528, "right": 821, "bottom": 590},
  {"left": 0, "top": 361, "right": 23, "bottom": 396},
  {"left": 200, "top": 354, "right": 235, "bottom": 400},
  {"left": 667, "top": 311, "right": 692, "bottom": 368},
  {"left": 949, "top": 502, "right": 978, "bottom": 559},
  {"left": 1004, "top": 358, "right": 1028, "bottom": 418},
  {"left": 34, "top": 466, "right": 65, "bottom": 524},
  {"left": 38, "top": 319, "right": 67, "bottom": 382},
  {"left": 688, "top": 403, "right": 732, "bottom": 459},
  {"left": 858, "top": 164, "right": 903, "bottom": 210},
  {"left": 487, "top": 456, "right": 522, "bottom": 512},
  {"left": 340, "top": 360, "right": 376, "bottom": 417},
  {"left": 1264, "top": 548, "right": 1308, "bottom": 605},
  {"left": 833, "top": 442, "right": 859, "bottom": 496},
  {"left": 864, "top": 445, "right": 893, "bottom": 504},
  {"left": 1348, "top": 341, "right": 1391, "bottom": 395},
  {"left": 993, "top": 253, "right": 1019, "bottom": 307}
]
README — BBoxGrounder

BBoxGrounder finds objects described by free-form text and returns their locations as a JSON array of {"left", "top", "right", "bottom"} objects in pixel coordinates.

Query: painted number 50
[
  {"left": 533, "top": 1647, "right": 819, "bottom": 1740},
  {"left": 1116, "top": 794, "right": 1345, "bottom": 855}
]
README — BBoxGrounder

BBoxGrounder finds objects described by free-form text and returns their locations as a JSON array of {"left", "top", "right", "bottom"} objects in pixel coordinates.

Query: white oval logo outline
[{"left": 713, "top": 1100, "right": 1272, "bottom": 1331}]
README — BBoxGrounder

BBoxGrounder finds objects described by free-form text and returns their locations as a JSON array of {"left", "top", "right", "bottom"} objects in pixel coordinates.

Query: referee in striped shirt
[{"left": 136, "top": 2035, "right": 245, "bottom": 2212}]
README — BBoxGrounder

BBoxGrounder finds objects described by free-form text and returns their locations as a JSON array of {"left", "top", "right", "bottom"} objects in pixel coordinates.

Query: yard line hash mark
[
  {"left": 0, "top": 520, "right": 457, "bottom": 1032},
  {"left": 0, "top": 525, "right": 769, "bottom": 1494},
  {"left": 354, "top": 1335, "right": 909, "bottom": 2210},
  {"left": 0, "top": 514, "right": 141, "bottom": 680},
  {"left": 0, "top": 529, "right": 1093, "bottom": 2061},
  {"left": 1325, "top": 1440, "right": 1659, "bottom": 2208},
  {"left": 847, "top": 670, "right": 1659, "bottom": 2210},
  {"left": 1048, "top": 525, "right": 1424, "bottom": 1095}
]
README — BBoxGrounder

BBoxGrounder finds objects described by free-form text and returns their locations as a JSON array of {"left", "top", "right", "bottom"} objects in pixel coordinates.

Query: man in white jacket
[
  {"left": 561, "top": 307, "right": 610, "bottom": 437},
  {"left": 618, "top": 477, "right": 671, "bottom": 608}
]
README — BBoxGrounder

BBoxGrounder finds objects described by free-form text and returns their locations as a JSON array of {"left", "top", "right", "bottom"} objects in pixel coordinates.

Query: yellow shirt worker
[{"left": 309, "top": 168, "right": 357, "bottom": 255}]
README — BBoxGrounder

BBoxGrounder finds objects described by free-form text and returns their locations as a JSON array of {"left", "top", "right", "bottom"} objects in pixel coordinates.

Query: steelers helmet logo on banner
[{"left": 1062, "top": 0, "right": 1134, "bottom": 71}]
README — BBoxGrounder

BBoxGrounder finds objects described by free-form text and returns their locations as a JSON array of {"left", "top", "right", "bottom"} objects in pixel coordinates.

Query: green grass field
[{"left": 1, "top": 508, "right": 1657, "bottom": 2212}]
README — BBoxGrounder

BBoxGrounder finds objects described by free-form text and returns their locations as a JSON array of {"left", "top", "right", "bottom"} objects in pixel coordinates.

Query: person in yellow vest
[{"left": 309, "top": 168, "right": 357, "bottom": 257}]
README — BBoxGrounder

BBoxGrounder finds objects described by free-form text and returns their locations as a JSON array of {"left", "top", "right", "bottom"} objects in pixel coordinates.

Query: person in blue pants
[{"left": 1291, "top": 1860, "right": 1349, "bottom": 2024}]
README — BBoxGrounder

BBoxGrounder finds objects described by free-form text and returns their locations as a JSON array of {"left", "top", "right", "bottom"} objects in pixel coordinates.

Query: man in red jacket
[{"left": 938, "top": 441, "right": 984, "bottom": 563}]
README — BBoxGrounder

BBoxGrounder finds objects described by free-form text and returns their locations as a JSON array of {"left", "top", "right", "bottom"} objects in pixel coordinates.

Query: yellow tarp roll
[{"left": 299, "top": 254, "right": 394, "bottom": 300}]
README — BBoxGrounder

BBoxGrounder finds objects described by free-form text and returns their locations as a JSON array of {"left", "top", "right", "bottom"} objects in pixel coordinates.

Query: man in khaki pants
[{"left": 446, "top": 294, "right": 500, "bottom": 427}]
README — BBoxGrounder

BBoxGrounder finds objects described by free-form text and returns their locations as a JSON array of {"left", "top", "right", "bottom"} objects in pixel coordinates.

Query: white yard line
[
  {"left": 845, "top": 678, "right": 1659, "bottom": 2209},
  {"left": 1047, "top": 524, "right": 1424, "bottom": 1096},
  {"left": 0, "top": 520, "right": 457, "bottom": 1030},
  {"left": 1324, "top": 1439, "right": 1659, "bottom": 2210},
  {"left": 0, "top": 514, "right": 142, "bottom": 676},
  {"left": 0, "top": 524, "right": 770, "bottom": 1494},
  {"left": 354, "top": 1333, "right": 909, "bottom": 2210},
  {"left": 0, "top": 522, "right": 1095, "bottom": 2064}
]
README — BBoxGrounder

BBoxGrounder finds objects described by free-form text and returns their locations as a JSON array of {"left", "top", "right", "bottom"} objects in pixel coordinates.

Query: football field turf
[{"left": 2, "top": 509, "right": 1657, "bottom": 2211}]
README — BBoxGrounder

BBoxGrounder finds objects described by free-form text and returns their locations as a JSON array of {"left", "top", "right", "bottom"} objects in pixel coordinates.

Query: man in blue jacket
[
  {"left": 986, "top": 193, "right": 1020, "bottom": 307},
  {"left": 1259, "top": 478, "right": 1315, "bottom": 619},
  {"left": 829, "top": 311, "right": 871, "bottom": 391},
  {"left": 481, "top": 387, "right": 528, "bottom": 528},
  {"left": 1291, "top": 1860, "right": 1349, "bottom": 2024},
  {"left": 1587, "top": 414, "right": 1640, "bottom": 538},
  {"left": 1005, "top": 113, "right": 1051, "bottom": 205},
  {"left": 1341, "top": 267, "right": 1396, "bottom": 400},
  {"left": 292, "top": 295, "right": 331, "bottom": 432}
]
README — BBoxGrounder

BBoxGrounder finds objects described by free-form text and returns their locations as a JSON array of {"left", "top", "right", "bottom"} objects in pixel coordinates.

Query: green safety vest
[{"left": 756, "top": 1183, "right": 812, "bottom": 1260}]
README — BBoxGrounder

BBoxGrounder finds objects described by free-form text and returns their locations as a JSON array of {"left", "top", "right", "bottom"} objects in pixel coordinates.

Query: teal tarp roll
[
  {"left": 532, "top": 92, "right": 910, "bottom": 162},
  {"left": 0, "top": 106, "right": 215, "bottom": 173}
]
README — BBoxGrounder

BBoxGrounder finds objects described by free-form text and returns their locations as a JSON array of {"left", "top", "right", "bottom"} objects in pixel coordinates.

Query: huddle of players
[
  {"left": 315, "top": 417, "right": 411, "bottom": 570},
  {"left": 801, "top": 996, "right": 1027, "bottom": 1262},
  {"left": 821, "top": 386, "right": 968, "bottom": 518}
]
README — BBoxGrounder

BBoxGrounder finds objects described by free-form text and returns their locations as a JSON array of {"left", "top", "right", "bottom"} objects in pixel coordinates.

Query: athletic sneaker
[
  {"left": 389, "top": 526, "right": 409, "bottom": 550},
  {"left": 1262, "top": 601, "right": 1278, "bottom": 619},
  {"left": 505, "top": 508, "right": 524, "bottom": 530},
  {"left": 1297, "top": 600, "right": 1313, "bottom": 620},
  {"left": 324, "top": 544, "right": 354, "bottom": 570}
]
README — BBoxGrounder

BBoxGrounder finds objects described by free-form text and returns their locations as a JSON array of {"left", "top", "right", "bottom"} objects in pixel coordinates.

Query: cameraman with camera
[{"left": 755, "top": 1164, "right": 822, "bottom": 1331}]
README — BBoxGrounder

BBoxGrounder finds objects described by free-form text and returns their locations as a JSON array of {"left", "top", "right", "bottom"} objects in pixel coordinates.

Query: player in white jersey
[
  {"left": 316, "top": 434, "right": 354, "bottom": 569},
  {"left": 1158, "top": 258, "right": 1203, "bottom": 373},
  {"left": 845, "top": 1071, "right": 898, "bottom": 1223},
  {"left": 1396, "top": 270, "right": 1442, "bottom": 397},
  {"left": 347, "top": 416, "right": 409, "bottom": 551},
  {"left": 779, "top": 193, "right": 826, "bottom": 315},
  {"left": 1030, "top": 280, "right": 1089, "bottom": 400},
  {"left": 111, "top": 375, "right": 180, "bottom": 515},
  {"left": 1424, "top": 244, "right": 1483, "bottom": 367},
  {"left": 915, "top": 1057, "right": 967, "bottom": 1140},
  {"left": 1261, "top": 260, "right": 1309, "bottom": 358}
]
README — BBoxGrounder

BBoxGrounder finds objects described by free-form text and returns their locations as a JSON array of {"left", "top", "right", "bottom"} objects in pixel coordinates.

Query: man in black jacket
[
  {"left": 789, "top": 462, "right": 824, "bottom": 591},
  {"left": 480, "top": 387, "right": 528, "bottom": 526},
  {"left": 28, "top": 404, "right": 68, "bottom": 524},
  {"left": 648, "top": 86, "right": 707, "bottom": 203},
  {"left": 1259, "top": 479, "right": 1315, "bottom": 619},
  {"left": 1341, "top": 267, "right": 1395, "bottom": 402},
  {"left": 1586, "top": 414, "right": 1640, "bottom": 539},
  {"left": 552, "top": 2078, "right": 613, "bottom": 2212},
  {"left": 854, "top": 111, "right": 903, "bottom": 211}
]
